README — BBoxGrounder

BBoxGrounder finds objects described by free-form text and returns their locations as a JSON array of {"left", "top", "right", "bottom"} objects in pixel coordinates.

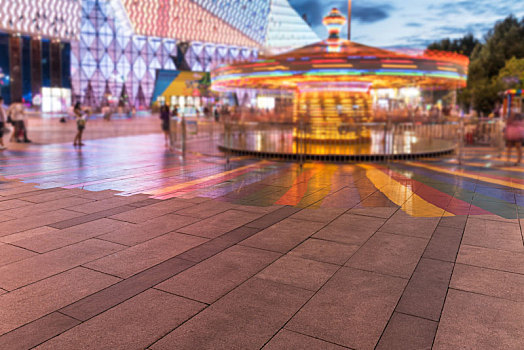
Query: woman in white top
[{"left": 7, "top": 102, "right": 30, "bottom": 143}]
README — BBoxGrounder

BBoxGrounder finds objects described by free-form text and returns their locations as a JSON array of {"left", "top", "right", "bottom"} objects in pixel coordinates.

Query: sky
[{"left": 287, "top": 0, "right": 524, "bottom": 48}]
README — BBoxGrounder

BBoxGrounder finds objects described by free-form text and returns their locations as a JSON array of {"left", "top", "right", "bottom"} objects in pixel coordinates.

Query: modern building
[
  {"left": 0, "top": 0, "right": 319, "bottom": 110},
  {"left": 0, "top": 0, "right": 80, "bottom": 109}
]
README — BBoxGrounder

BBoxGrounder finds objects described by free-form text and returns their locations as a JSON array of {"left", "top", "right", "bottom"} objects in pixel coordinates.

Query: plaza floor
[{"left": 0, "top": 124, "right": 523, "bottom": 349}]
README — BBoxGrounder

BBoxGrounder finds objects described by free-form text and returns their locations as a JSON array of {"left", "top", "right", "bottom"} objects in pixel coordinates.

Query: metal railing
[{"left": 166, "top": 116, "right": 508, "bottom": 163}]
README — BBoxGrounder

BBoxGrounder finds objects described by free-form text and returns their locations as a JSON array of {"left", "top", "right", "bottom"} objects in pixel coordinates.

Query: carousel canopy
[{"left": 212, "top": 8, "right": 469, "bottom": 93}]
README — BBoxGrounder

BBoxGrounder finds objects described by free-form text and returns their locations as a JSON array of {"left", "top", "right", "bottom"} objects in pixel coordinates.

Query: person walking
[
  {"left": 8, "top": 102, "right": 31, "bottom": 143},
  {"left": 73, "top": 102, "right": 87, "bottom": 147},
  {"left": 0, "top": 97, "right": 7, "bottom": 150},
  {"left": 504, "top": 113, "right": 523, "bottom": 166},
  {"left": 160, "top": 105, "right": 170, "bottom": 148}
]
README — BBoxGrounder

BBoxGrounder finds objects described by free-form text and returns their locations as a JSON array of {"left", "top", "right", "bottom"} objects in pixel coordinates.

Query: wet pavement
[{"left": 0, "top": 128, "right": 523, "bottom": 349}]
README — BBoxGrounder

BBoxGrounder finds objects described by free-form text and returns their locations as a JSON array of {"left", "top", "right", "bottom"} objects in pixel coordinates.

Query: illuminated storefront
[{"left": 0, "top": 0, "right": 80, "bottom": 105}]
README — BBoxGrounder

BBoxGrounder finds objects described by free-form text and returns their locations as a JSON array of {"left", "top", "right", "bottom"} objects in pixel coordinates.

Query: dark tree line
[{"left": 427, "top": 15, "right": 524, "bottom": 115}]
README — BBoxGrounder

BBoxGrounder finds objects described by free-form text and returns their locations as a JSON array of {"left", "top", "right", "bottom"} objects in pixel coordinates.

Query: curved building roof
[{"left": 119, "top": 0, "right": 318, "bottom": 51}]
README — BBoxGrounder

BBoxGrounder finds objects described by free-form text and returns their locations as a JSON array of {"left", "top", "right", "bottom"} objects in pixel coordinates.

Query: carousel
[{"left": 211, "top": 8, "right": 469, "bottom": 160}]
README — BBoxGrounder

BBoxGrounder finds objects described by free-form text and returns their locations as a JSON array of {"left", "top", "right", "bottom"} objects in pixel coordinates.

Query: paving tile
[
  {"left": 156, "top": 245, "right": 280, "bottom": 303},
  {"left": 99, "top": 214, "right": 199, "bottom": 246},
  {"left": 76, "top": 189, "right": 123, "bottom": 200},
  {"left": 67, "top": 195, "right": 147, "bottom": 214},
  {"left": 396, "top": 258, "right": 454, "bottom": 321},
  {"left": 375, "top": 312, "right": 437, "bottom": 350},
  {"left": 0, "top": 209, "right": 83, "bottom": 236},
  {"left": 289, "top": 238, "right": 359, "bottom": 265},
  {"left": 12, "top": 218, "right": 133, "bottom": 253},
  {"left": 36, "top": 289, "right": 205, "bottom": 350},
  {"left": 473, "top": 214, "right": 520, "bottom": 224},
  {"left": 0, "top": 197, "right": 94, "bottom": 218},
  {"left": 358, "top": 192, "right": 399, "bottom": 208},
  {"left": 232, "top": 204, "right": 283, "bottom": 215},
  {"left": 263, "top": 329, "right": 348, "bottom": 350},
  {"left": 241, "top": 218, "right": 326, "bottom": 253},
  {"left": 149, "top": 277, "right": 313, "bottom": 350},
  {"left": 286, "top": 267, "right": 407, "bottom": 350},
  {"left": 0, "top": 185, "right": 53, "bottom": 198},
  {"left": 423, "top": 225, "right": 464, "bottom": 262},
  {"left": 257, "top": 255, "right": 338, "bottom": 291},
  {"left": 175, "top": 199, "right": 236, "bottom": 218},
  {"left": 178, "top": 209, "right": 262, "bottom": 238},
  {"left": 289, "top": 207, "right": 347, "bottom": 223},
  {"left": 0, "top": 312, "right": 80, "bottom": 350},
  {"left": 60, "top": 258, "right": 194, "bottom": 321},
  {"left": 127, "top": 198, "right": 162, "bottom": 208},
  {"left": 433, "top": 289, "right": 524, "bottom": 350},
  {"left": 185, "top": 196, "right": 212, "bottom": 203},
  {"left": 0, "top": 226, "right": 59, "bottom": 244},
  {"left": 313, "top": 214, "right": 385, "bottom": 246},
  {"left": 49, "top": 205, "right": 137, "bottom": 229},
  {"left": 0, "top": 181, "right": 30, "bottom": 191},
  {"left": 346, "top": 232, "right": 428, "bottom": 278},
  {"left": 0, "top": 239, "right": 125, "bottom": 290},
  {"left": 19, "top": 189, "right": 86, "bottom": 203},
  {"left": 462, "top": 217, "right": 524, "bottom": 252},
  {"left": 0, "top": 267, "right": 119, "bottom": 335},
  {"left": 177, "top": 226, "right": 260, "bottom": 262},
  {"left": 380, "top": 211, "right": 440, "bottom": 238},
  {"left": 438, "top": 215, "right": 468, "bottom": 229},
  {"left": 456, "top": 244, "right": 524, "bottom": 275},
  {"left": 450, "top": 264, "right": 524, "bottom": 302},
  {"left": 0, "top": 243, "right": 36, "bottom": 267},
  {"left": 245, "top": 206, "right": 302, "bottom": 229},
  {"left": 84, "top": 232, "right": 207, "bottom": 278},
  {"left": 109, "top": 198, "right": 194, "bottom": 223},
  {"left": 348, "top": 206, "right": 398, "bottom": 219},
  {"left": 0, "top": 213, "right": 14, "bottom": 223},
  {"left": 0, "top": 199, "right": 32, "bottom": 211}
]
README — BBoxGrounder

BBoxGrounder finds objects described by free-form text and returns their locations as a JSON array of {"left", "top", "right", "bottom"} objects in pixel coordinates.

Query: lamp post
[{"left": 348, "top": 0, "right": 352, "bottom": 40}]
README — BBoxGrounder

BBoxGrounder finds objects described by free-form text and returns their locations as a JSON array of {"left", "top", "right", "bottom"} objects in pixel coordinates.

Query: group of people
[{"left": 0, "top": 97, "right": 32, "bottom": 150}]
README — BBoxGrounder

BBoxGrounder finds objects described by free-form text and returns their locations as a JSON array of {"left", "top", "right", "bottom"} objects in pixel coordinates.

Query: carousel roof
[{"left": 212, "top": 8, "right": 469, "bottom": 92}]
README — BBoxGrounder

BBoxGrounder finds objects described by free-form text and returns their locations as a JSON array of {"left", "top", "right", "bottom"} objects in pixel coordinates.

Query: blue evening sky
[{"left": 288, "top": 0, "right": 524, "bottom": 48}]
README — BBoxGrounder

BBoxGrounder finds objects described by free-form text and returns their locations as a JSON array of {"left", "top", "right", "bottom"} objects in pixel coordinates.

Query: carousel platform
[{"left": 219, "top": 128, "right": 457, "bottom": 162}]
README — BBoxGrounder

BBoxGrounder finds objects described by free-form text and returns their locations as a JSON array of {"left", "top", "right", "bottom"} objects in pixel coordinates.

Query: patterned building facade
[
  {"left": 72, "top": 0, "right": 262, "bottom": 107},
  {"left": 0, "top": 0, "right": 319, "bottom": 107}
]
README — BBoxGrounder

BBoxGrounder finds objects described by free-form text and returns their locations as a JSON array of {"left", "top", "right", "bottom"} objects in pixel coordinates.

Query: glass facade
[
  {"left": 0, "top": 35, "right": 71, "bottom": 105},
  {"left": 0, "top": 33, "right": 10, "bottom": 103}
]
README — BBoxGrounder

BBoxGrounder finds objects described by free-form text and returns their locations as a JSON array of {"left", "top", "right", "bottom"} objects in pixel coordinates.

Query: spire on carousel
[{"left": 323, "top": 8, "right": 346, "bottom": 41}]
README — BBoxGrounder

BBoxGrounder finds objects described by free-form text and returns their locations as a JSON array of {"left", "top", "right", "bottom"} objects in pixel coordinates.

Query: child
[{"left": 73, "top": 102, "right": 87, "bottom": 147}]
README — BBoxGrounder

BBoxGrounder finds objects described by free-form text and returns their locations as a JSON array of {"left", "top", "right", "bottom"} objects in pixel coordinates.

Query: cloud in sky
[{"left": 287, "top": 0, "right": 524, "bottom": 47}]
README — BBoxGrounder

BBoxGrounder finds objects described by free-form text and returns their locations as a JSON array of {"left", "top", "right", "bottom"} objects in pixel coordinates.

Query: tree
[
  {"left": 467, "top": 15, "right": 524, "bottom": 114},
  {"left": 427, "top": 34, "right": 480, "bottom": 57},
  {"left": 498, "top": 57, "right": 524, "bottom": 89},
  {"left": 429, "top": 15, "right": 524, "bottom": 115}
]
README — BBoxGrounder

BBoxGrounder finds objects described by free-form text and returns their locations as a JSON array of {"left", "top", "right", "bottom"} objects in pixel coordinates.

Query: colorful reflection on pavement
[{"left": 0, "top": 134, "right": 522, "bottom": 219}]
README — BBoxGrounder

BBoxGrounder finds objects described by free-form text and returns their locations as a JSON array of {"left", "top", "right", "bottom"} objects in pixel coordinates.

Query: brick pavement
[{"left": 0, "top": 175, "right": 522, "bottom": 349}]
